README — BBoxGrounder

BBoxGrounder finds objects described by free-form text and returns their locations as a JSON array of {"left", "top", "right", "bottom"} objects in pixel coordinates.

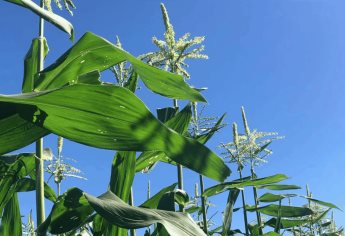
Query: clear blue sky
[{"left": 1, "top": 0, "right": 344, "bottom": 232}]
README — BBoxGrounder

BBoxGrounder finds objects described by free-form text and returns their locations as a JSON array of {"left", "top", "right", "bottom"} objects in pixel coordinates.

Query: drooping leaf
[
  {"left": 257, "top": 184, "right": 301, "bottom": 190},
  {"left": 85, "top": 190, "right": 206, "bottom": 236},
  {"left": 22, "top": 37, "right": 49, "bottom": 93},
  {"left": 258, "top": 193, "right": 341, "bottom": 210},
  {"left": 4, "top": 0, "right": 74, "bottom": 39},
  {"left": 203, "top": 174, "right": 288, "bottom": 197},
  {"left": 0, "top": 193, "right": 22, "bottom": 236},
  {"left": 0, "top": 84, "right": 229, "bottom": 181},
  {"left": 34, "top": 32, "right": 205, "bottom": 102},
  {"left": 246, "top": 204, "right": 314, "bottom": 218},
  {"left": 140, "top": 183, "right": 178, "bottom": 209},
  {"left": 37, "top": 188, "right": 94, "bottom": 234}
]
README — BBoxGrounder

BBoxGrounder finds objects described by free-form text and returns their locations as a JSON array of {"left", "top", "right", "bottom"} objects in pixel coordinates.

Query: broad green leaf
[
  {"left": 0, "top": 84, "right": 229, "bottom": 181},
  {"left": 0, "top": 193, "right": 21, "bottom": 236},
  {"left": 85, "top": 190, "right": 207, "bottom": 236},
  {"left": 257, "top": 184, "right": 301, "bottom": 190},
  {"left": 258, "top": 193, "right": 340, "bottom": 210},
  {"left": 22, "top": 37, "right": 49, "bottom": 93},
  {"left": 258, "top": 193, "right": 297, "bottom": 203},
  {"left": 37, "top": 188, "right": 94, "bottom": 234},
  {"left": 4, "top": 0, "right": 74, "bottom": 39},
  {"left": 135, "top": 104, "right": 193, "bottom": 172},
  {"left": 0, "top": 108, "right": 49, "bottom": 155},
  {"left": 203, "top": 174, "right": 288, "bottom": 197},
  {"left": 306, "top": 197, "right": 341, "bottom": 210},
  {"left": 106, "top": 151, "right": 136, "bottom": 236},
  {"left": 14, "top": 177, "right": 57, "bottom": 202},
  {"left": 0, "top": 153, "right": 35, "bottom": 212},
  {"left": 222, "top": 189, "right": 240, "bottom": 236},
  {"left": 262, "top": 232, "right": 280, "bottom": 236},
  {"left": 124, "top": 71, "right": 138, "bottom": 93},
  {"left": 34, "top": 32, "right": 205, "bottom": 102},
  {"left": 157, "top": 189, "right": 189, "bottom": 211},
  {"left": 157, "top": 107, "right": 179, "bottom": 123},
  {"left": 246, "top": 204, "right": 314, "bottom": 218},
  {"left": 140, "top": 183, "right": 178, "bottom": 209}
]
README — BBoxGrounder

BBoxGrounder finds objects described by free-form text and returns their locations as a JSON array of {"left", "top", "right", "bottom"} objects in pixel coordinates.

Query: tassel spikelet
[
  {"left": 44, "top": 0, "right": 76, "bottom": 15},
  {"left": 139, "top": 3, "right": 208, "bottom": 79}
]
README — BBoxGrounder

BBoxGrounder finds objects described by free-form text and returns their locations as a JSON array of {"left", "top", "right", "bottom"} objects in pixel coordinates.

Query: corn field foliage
[{"left": 0, "top": 1, "right": 343, "bottom": 236}]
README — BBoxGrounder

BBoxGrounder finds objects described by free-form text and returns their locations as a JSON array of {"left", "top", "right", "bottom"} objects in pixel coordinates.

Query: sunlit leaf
[
  {"left": 34, "top": 32, "right": 205, "bottom": 102},
  {"left": 0, "top": 84, "right": 229, "bottom": 181},
  {"left": 22, "top": 37, "right": 49, "bottom": 93},
  {"left": 85, "top": 190, "right": 206, "bottom": 236},
  {"left": 203, "top": 174, "right": 287, "bottom": 197},
  {"left": 246, "top": 204, "right": 314, "bottom": 218},
  {"left": 140, "top": 183, "right": 178, "bottom": 209}
]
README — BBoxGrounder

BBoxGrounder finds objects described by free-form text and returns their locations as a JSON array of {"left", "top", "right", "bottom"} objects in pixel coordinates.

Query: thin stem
[
  {"left": 250, "top": 165, "right": 263, "bottom": 235},
  {"left": 129, "top": 188, "right": 136, "bottom": 236},
  {"left": 36, "top": 0, "right": 46, "bottom": 232},
  {"left": 239, "top": 170, "right": 249, "bottom": 236},
  {"left": 173, "top": 98, "right": 184, "bottom": 212},
  {"left": 199, "top": 174, "right": 208, "bottom": 234}
]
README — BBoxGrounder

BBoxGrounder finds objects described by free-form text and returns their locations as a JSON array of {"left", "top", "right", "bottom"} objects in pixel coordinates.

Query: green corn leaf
[
  {"left": 124, "top": 71, "right": 138, "bottom": 93},
  {"left": 37, "top": 188, "right": 94, "bottom": 234},
  {"left": 40, "top": 188, "right": 206, "bottom": 235},
  {"left": 265, "top": 209, "right": 330, "bottom": 229},
  {"left": 106, "top": 151, "right": 136, "bottom": 236},
  {"left": 222, "top": 189, "right": 240, "bottom": 236},
  {"left": 140, "top": 183, "right": 177, "bottom": 209},
  {"left": 203, "top": 174, "right": 288, "bottom": 197},
  {"left": 0, "top": 153, "right": 36, "bottom": 212},
  {"left": 22, "top": 37, "right": 49, "bottom": 93},
  {"left": 258, "top": 193, "right": 340, "bottom": 210},
  {"left": 246, "top": 204, "right": 314, "bottom": 218},
  {"left": 195, "top": 113, "right": 226, "bottom": 144},
  {"left": 85, "top": 190, "right": 207, "bottom": 236},
  {"left": 0, "top": 84, "right": 229, "bottom": 181},
  {"left": 0, "top": 193, "right": 22, "bottom": 236},
  {"left": 34, "top": 32, "right": 205, "bottom": 102},
  {"left": 14, "top": 177, "right": 57, "bottom": 202},
  {"left": 136, "top": 104, "right": 192, "bottom": 173},
  {"left": 305, "top": 197, "right": 341, "bottom": 210},
  {"left": 262, "top": 232, "right": 280, "bottom": 236},
  {"left": 258, "top": 193, "right": 297, "bottom": 203},
  {"left": 257, "top": 184, "right": 301, "bottom": 191},
  {"left": 157, "top": 107, "right": 179, "bottom": 123},
  {"left": 0, "top": 107, "right": 49, "bottom": 155},
  {"left": 4, "top": 0, "right": 74, "bottom": 39}
]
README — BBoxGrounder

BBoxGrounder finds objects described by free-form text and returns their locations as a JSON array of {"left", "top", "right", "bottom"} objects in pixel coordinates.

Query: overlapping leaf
[
  {"left": 246, "top": 204, "right": 314, "bottom": 218},
  {"left": 40, "top": 188, "right": 206, "bottom": 236},
  {"left": 34, "top": 32, "right": 205, "bottom": 102},
  {"left": 203, "top": 174, "right": 288, "bottom": 197},
  {"left": 0, "top": 84, "right": 230, "bottom": 181}
]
